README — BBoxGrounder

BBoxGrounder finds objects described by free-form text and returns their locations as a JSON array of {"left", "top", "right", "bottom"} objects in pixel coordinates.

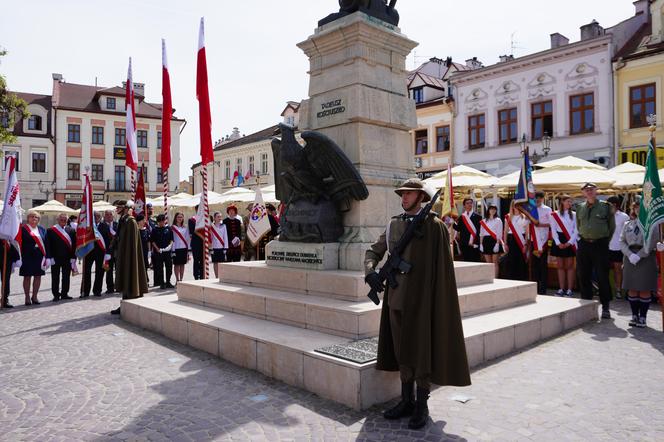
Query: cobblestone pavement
[{"left": 1, "top": 268, "right": 664, "bottom": 441}]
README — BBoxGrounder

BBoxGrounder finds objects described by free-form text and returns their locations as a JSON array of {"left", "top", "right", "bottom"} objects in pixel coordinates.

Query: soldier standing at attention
[
  {"left": 150, "top": 214, "right": 174, "bottom": 289},
  {"left": 364, "top": 178, "right": 470, "bottom": 430},
  {"left": 576, "top": 182, "right": 615, "bottom": 319}
]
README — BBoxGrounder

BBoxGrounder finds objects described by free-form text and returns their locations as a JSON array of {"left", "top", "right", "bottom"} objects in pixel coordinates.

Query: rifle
[{"left": 367, "top": 189, "right": 442, "bottom": 305}]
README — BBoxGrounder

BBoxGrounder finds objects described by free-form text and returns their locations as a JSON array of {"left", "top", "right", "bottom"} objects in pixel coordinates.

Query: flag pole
[
  {"left": 649, "top": 118, "right": 664, "bottom": 332},
  {"left": 163, "top": 171, "right": 169, "bottom": 224},
  {"left": 202, "top": 166, "right": 210, "bottom": 279}
]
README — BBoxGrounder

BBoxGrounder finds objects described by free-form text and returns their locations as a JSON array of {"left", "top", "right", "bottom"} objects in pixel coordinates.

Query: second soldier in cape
[{"left": 364, "top": 178, "right": 470, "bottom": 430}]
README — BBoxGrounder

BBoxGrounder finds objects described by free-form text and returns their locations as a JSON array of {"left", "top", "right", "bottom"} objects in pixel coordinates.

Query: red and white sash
[
  {"left": 51, "top": 225, "right": 73, "bottom": 251},
  {"left": 26, "top": 225, "right": 46, "bottom": 257},
  {"left": 107, "top": 222, "right": 116, "bottom": 237},
  {"left": 461, "top": 212, "right": 478, "bottom": 243},
  {"left": 479, "top": 219, "right": 499, "bottom": 241},
  {"left": 506, "top": 214, "right": 527, "bottom": 259},
  {"left": 172, "top": 226, "right": 189, "bottom": 249},
  {"left": 529, "top": 224, "right": 548, "bottom": 253},
  {"left": 551, "top": 212, "right": 577, "bottom": 253},
  {"left": 210, "top": 224, "right": 225, "bottom": 248}
]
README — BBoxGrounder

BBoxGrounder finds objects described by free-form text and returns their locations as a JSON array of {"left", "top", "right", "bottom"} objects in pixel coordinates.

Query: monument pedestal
[
  {"left": 297, "top": 12, "right": 418, "bottom": 270},
  {"left": 123, "top": 261, "right": 598, "bottom": 410},
  {"left": 265, "top": 241, "right": 340, "bottom": 271}
]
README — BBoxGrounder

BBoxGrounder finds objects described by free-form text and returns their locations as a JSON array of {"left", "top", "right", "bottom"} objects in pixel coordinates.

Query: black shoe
[
  {"left": 601, "top": 308, "right": 611, "bottom": 319},
  {"left": 164, "top": 283, "right": 175, "bottom": 289},
  {"left": 110, "top": 307, "right": 121, "bottom": 315},
  {"left": 61, "top": 295, "right": 73, "bottom": 300},
  {"left": 52, "top": 297, "right": 60, "bottom": 302},
  {"left": 383, "top": 382, "right": 414, "bottom": 420},
  {"left": 105, "top": 290, "right": 115, "bottom": 295},
  {"left": 93, "top": 293, "right": 102, "bottom": 297},
  {"left": 159, "top": 284, "right": 166, "bottom": 290},
  {"left": 408, "top": 387, "right": 430, "bottom": 430},
  {"left": 2, "top": 303, "right": 13, "bottom": 309}
]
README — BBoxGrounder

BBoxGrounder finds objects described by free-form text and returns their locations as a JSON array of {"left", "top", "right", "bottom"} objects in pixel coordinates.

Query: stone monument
[{"left": 281, "top": 3, "right": 418, "bottom": 271}]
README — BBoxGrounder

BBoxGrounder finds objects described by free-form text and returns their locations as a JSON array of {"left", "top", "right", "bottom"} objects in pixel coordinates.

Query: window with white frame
[
  {"left": 32, "top": 151, "right": 46, "bottom": 173},
  {"left": 224, "top": 160, "right": 231, "bottom": 180},
  {"left": 261, "top": 153, "right": 268, "bottom": 175},
  {"left": 248, "top": 155, "right": 255, "bottom": 176},
  {"left": 236, "top": 157, "right": 243, "bottom": 174}
]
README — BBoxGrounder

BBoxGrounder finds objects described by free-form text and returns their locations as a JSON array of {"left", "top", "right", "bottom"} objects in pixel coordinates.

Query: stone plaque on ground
[{"left": 315, "top": 337, "right": 379, "bottom": 364}]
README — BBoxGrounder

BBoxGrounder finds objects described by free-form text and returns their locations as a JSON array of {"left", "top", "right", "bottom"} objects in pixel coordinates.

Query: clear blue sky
[{"left": 1, "top": 0, "right": 635, "bottom": 179}]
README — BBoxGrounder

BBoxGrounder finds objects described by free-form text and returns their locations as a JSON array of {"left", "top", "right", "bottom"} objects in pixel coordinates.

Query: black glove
[{"left": 365, "top": 271, "right": 384, "bottom": 293}]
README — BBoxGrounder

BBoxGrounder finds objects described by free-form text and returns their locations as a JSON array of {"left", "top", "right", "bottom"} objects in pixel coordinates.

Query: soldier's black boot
[
  {"left": 408, "top": 387, "right": 430, "bottom": 429},
  {"left": 383, "top": 382, "right": 414, "bottom": 419}
]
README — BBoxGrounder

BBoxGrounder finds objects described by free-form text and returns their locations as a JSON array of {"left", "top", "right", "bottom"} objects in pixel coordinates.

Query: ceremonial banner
[
  {"left": 125, "top": 58, "right": 138, "bottom": 172},
  {"left": 440, "top": 161, "right": 457, "bottom": 218},
  {"left": 75, "top": 174, "right": 96, "bottom": 258},
  {"left": 134, "top": 166, "right": 146, "bottom": 216},
  {"left": 0, "top": 155, "right": 23, "bottom": 250},
  {"left": 197, "top": 18, "right": 214, "bottom": 167},
  {"left": 515, "top": 146, "right": 539, "bottom": 223},
  {"left": 247, "top": 188, "right": 271, "bottom": 245},
  {"left": 638, "top": 130, "right": 664, "bottom": 244}
]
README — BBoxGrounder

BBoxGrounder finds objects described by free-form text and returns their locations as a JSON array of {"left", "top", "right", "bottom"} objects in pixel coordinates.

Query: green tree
[{"left": 0, "top": 47, "right": 29, "bottom": 144}]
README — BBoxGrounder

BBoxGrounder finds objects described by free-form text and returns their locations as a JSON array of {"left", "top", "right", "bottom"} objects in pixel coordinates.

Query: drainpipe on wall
[
  {"left": 51, "top": 106, "right": 57, "bottom": 201},
  {"left": 613, "top": 54, "right": 626, "bottom": 167}
]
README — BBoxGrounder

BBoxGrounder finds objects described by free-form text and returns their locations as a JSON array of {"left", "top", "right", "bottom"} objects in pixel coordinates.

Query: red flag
[
  {"left": 197, "top": 17, "right": 214, "bottom": 166},
  {"left": 75, "top": 174, "right": 96, "bottom": 258},
  {"left": 161, "top": 39, "right": 172, "bottom": 171},
  {"left": 125, "top": 57, "right": 138, "bottom": 171},
  {"left": 134, "top": 166, "right": 146, "bottom": 216}
]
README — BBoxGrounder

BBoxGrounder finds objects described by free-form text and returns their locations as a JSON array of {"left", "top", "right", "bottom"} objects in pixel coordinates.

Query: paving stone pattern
[{"left": 1, "top": 268, "right": 663, "bottom": 441}]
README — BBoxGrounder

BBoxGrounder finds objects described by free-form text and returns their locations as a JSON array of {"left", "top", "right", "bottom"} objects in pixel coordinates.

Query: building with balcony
[
  {"left": 614, "top": 0, "right": 664, "bottom": 167},
  {"left": 450, "top": 2, "right": 648, "bottom": 176}
]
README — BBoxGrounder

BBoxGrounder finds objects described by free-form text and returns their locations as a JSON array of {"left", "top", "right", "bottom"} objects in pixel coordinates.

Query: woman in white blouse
[
  {"left": 479, "top": 205, "right": 504, "bottom": 277},
  {"left": 550, "top": 195, "right": 578, "bottom": 297},
  {"left": 171, "top": 212, "right": 190, "bottom": 283},
  {"left": 503, "top": 201, "right": 530, "bottom": 281},
  {"left": 210, "top": 211, "right": 229, "bottom": 279}
]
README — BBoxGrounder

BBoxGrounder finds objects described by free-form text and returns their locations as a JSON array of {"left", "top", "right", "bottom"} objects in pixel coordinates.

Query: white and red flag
[
  {"left": 0, "top": 155, "right": 23, "bottom": 251},
  {"left": 247, "top": 188, "right": 271, "bottom": 246},
  {"left": 197, "top": 18, "right": 214, "bottom": 166},
  {"left": 125, "top": 57, "right": 138, "bottom": 173},
  {"left": 161, "top": 40, "right": 172, "bottom": 176}
]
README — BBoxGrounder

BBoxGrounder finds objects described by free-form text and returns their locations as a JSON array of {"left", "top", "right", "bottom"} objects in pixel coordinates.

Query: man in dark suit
[
  {"left": 0, "top": 239, "right": 20, "bottom": 308},
  {"left": 97, "top": 209, "right": 118, "bottom": 293},
  {"left": 46, "top": 213, "right": 76, "bottom": 301},
  {"left": 81, "top": 211, "right": 105, "bottom": 297},
  {"left": 188, "top": 209, "right": 204, "bottom": 280},
  {"left": 453, "top": 198, "right": 482, "bottom": 262}
]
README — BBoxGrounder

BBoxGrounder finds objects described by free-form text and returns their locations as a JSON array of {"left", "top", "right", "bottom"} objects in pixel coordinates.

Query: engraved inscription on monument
[
  {"left": 317, "top": 99, "right": 346, "bottom": 119},
  {"left": 267, "top": 250, "right": 324, "bottom": 265}
]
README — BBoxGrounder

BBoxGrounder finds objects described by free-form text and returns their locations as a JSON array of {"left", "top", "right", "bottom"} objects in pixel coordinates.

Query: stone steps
[
  {"left": 218, "top": 260, "right": 495, "bottom": 301},
  {"left": 176, "top": 278, "right": 537, "bottom": 339},
  {"left": 122, "top": 294, "right": 597, "bottom": 410}
]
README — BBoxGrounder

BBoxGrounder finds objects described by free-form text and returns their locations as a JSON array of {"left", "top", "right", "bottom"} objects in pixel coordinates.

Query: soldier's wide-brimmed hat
[
  {"left": 581, "top": 182, "right": 598, "bottom": 190},
  {"left": 394, "top": 178, "right": 431, "bottom": 202},
  {"left": 113, "top": 199, "right": 134, "bottom": 208}
]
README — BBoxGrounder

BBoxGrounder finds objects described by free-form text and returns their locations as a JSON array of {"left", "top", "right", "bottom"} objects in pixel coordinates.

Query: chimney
[
  {"left": 498, "top": 54, "right": 514, "bottom": 63},
  {"left": 580, "top": 19, "right": 604, "bottom": 41},
  {"left": 465, "top": 57, "right": 483, "bottom": 70},
  {"left": 550, "top": 33, "right": 570, "bottom": 49},
  {"left": 51, "top": 73, "right": 63, "bottom": 107},
  {"left": 122, "top": 81, "right": 145, "bottom": 97},
  {"left": 52, "top": 73, "right": 63, "bottom": 81},
  {"left": 429, "top": 57, "right": 443, "bottom": 64},
  {"left": 445, "top": 56, "right": 453, "bottom": 68}
]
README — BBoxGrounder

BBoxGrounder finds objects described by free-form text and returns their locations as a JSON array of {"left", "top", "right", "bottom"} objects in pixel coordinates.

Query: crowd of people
[
  {"left": 449, "top": 182, "right": 661, "bottom": 328},
  {"left": 0, "top": 200, "right": 280, "bottom": 313}
]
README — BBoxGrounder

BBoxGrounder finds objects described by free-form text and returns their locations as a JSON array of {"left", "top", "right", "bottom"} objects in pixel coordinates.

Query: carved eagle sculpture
[{"left": 271, "top": 124, "right": 369, "bottom": 211}]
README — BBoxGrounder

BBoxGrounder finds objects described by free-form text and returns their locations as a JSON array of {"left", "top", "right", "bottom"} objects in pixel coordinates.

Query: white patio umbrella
[
  {"left": 608, "top": 163, "right": 646, "bottom": 189},
  {"left": 91, "top": 200, "right": 117, "bottom": 212},
  {"left": 494, "top": 167, "right": 616, "bottom": 191},
  {"left": 536, "top": 156, "right": 606, "bottom": 170},
  {"left": 424, "top": 165, "right": 497, "bottom": 191},
  {"left": 32, "top": 200, "right": 78, "bottom": 215}
]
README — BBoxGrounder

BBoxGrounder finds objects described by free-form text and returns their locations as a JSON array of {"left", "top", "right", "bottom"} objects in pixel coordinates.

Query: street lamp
[
  {"left": 519, "top": 133, "right": 527, "bottom": 154},
  {"left": 38, "top": 180, "right": 55, "bottom": 200},
  {"left": 531, "top": 131, "right": 552, "bottom": 164}
]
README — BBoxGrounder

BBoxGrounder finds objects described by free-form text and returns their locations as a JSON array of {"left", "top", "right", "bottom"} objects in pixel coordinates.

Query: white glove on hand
[
  {"left": 163, "top": 244, "right": 173, "bottom": 252},
  {"left": 71, "top": 259, "right": 79, "bottom": 274},
  {"left": 50, "top": 258, "right": 56, "bottom": 266},
  {"left": 104, "top": 254, "right": 111, "bottom": 262},
  {"left": 493, "top": 243, "right": 500, "bottom": 253},
  {"left": 657, "top": 242, "right": 664, "bottom": 253},
  {"left": 628, "top": 253, "right": 641, "bottom": 265},
  {"left": 232, "top": 237, "right": 241, "bottom": 247},
  {"left": 41, "top": 257, "right": 50, "bottom": 271},
  {"left": 11, "top": 259, "right": 21, "bottom": 274},
  {"left": 468, "top": 238, "right": 474, "bottom": 246},
  {"left": 479, "top": 244, "right": 484, "bottom": 253}
]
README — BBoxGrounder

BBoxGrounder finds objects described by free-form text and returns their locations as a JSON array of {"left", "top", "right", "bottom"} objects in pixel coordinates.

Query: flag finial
[{"left": 647, "top": 114, "right": 657, "bottom": 132}]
